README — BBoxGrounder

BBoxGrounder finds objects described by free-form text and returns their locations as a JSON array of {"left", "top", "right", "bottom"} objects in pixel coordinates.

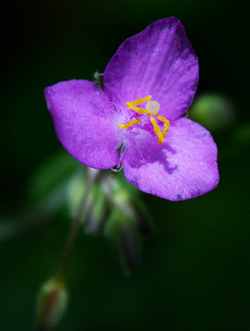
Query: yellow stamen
[
  {"left": 127, "top": 96, "right": 152, "bottom": 115},
  {"left": 150, "top": 116, "right": 165, "bottom": 144},
  {"left": 157, "top": 115, "right": 170, "bottom": 136},
  {"left": 129, "top": 106, "right": 151, "bottom": 115},
  {"left": 126, "top": 95, "right": 152, "bottom": 107},
  {"left": 118, "top": 95, "right": 170, "bottom": 144},
  {"left": 118, "top": 118, "right": 141, "bottom": 129}
]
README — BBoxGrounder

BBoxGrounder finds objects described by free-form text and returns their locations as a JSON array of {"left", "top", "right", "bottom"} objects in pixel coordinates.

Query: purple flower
[{"left": 45, "top": 17, "right": 219, "bottom": 201}]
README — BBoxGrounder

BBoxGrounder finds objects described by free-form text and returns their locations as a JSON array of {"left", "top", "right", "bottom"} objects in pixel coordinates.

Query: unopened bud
[
  {"left": 36, "top": 278, "right": 68, "bottom": 330},
  {"left": 84, "top": 188, "right": 108, "bottom": 234},
  {"left": 190, "top": 94, "right": 235, "bottom": 131},
  {"left": 101, "top": 176, "right": 136, "bottom": 220},
  {"left": 67, "top": 171, "right": 86, "bottom": 218},
  {"left": 119, "top": 222, "right": 142, "bottom": 275},
  {"left": 104, "top": 210, "right": 142, "bottom": 275}
]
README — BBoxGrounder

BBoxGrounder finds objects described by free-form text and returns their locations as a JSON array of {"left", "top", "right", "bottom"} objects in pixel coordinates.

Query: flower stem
[{"left": 56, "top": 169, "right": 100, "bottom": 280}]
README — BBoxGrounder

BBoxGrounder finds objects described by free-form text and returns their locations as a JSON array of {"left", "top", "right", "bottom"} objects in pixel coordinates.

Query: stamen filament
[
  {"left": 128, "top": 106, "right": 151, "bottom": 115},
  {"left": 157, "top": 115, "right": 170, "bottom": 136},
  {"left": 118, "top": 118, "right": 141, "bottom": 129},
  {"left": 150, "top": 116, "right": 164, "bottom": 144}
]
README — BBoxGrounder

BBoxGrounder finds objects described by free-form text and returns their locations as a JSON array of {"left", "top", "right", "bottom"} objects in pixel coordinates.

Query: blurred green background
[{"left": 2, "top": 0, "right": 250, "bottom": 330}]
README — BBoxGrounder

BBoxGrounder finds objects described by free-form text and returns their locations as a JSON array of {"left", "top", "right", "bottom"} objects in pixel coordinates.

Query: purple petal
[
  {"left": 45, "top": 80, "right": 121, "bottom": 169},
  {"left": 123, "top": 118, "right": 219, "bottom": 201},
  {"left": 104, "top": 17, "right": 199, "bottom": 121}
]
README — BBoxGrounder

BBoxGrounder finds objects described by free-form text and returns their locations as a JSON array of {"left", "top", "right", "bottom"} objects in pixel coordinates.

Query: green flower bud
[
  {"left": 101, "top": 175, "right": 137, "bottom": 220},
  {"left": 36, "top": 278, "right": 68, "bottom": 330},
  {"left": 84, "top": 187, "right": 108, "bottom": 234},
  {"left": 104, "top": 209, "right": 142, "bottom": 275},
  {"left": 67, "top": 170, "right": 86, "bottom": 218}
]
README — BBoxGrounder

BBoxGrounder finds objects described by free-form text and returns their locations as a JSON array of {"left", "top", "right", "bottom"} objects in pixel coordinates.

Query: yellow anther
[
  {"left": 119, "top": 95, "right": 170, "bottom": 144},
  {"left": 146, "top": 100, "right": 160, "bottom": 115},
  {"left": 150, "top": 116, "right": 165, "bottom": 144},
  {"left": 126, "top": 95, "right": 152, "bottom": 107},
  {"left": 126, "top": 96, "right": 152, "bottom": 115},
  {"left": 118, "top": 118, "right": 141, "bottom": 129}
]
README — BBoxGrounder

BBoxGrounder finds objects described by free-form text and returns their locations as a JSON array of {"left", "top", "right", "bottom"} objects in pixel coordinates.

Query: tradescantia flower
[{"left": 45, "top": 17, "right": 219, "bottom": 201}]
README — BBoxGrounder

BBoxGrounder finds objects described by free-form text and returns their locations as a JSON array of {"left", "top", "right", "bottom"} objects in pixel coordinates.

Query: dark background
[{"left": 2, "top": 0, "right": 250, "bottom": 330}]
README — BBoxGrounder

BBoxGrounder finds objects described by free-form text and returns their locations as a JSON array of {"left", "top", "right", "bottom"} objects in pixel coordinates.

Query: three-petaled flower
[{"left": 45, "top": 17, "right": 219, "bottom": 201}]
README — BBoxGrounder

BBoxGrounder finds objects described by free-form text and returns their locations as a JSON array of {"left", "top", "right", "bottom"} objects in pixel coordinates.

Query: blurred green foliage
[
  {"left": 190, "top": 94, "right": 235, "bottom": 131},
  {"left": 2, "top": 0, "right": 250, "bottom": 330}
]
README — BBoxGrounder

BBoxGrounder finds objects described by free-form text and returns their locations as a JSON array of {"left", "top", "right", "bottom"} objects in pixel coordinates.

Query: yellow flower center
[{"left": 118, "top": 95, "right": 170, "bottom": 144}]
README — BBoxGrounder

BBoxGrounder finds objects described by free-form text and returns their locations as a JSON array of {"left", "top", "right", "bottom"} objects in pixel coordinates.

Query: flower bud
[
  {"left": 101, "top": 175, "right": 136, "bottom": 220},
  {"left": 190, "top": 94, "right": 235, "bottom": 131},
  {"left": 118, "top": 222, "right": 142, "bottom": 275},
  {"left": 67, "top": 168, "right": 101, "bottom": 220},
  {"left": 36, "top": 278, "right": 68, "bottom": 330},
  {"left": 104, "top": 210, "right": 142, "bottom": 275},
  {"left": 84, "top": 188, "right": 108, "bottom": 234},
  {"left": 67, "top": 171, "right": 86, "bottom": 219}
]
